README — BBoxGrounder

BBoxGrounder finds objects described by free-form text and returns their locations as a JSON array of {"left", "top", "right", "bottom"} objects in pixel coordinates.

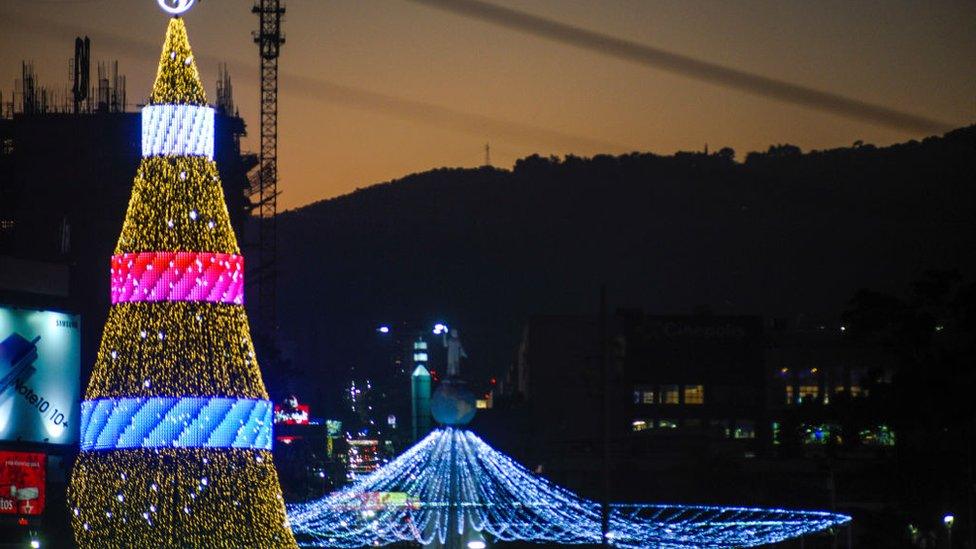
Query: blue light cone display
[{"left": 287, "top": 428, "right": 850, "bottom": 547}]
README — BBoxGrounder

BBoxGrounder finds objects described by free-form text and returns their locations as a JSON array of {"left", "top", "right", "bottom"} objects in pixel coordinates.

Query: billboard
[
  {"left": 0, "top": 451, "right": 46, "bottom": 515},
  {"left": 0, "top": 307, "right": 80, "bottom": 446}
]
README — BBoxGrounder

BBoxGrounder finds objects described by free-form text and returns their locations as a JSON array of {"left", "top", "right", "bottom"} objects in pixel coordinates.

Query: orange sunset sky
[{"left": 2, "top": 0, "right": 973, "bottom": 210}]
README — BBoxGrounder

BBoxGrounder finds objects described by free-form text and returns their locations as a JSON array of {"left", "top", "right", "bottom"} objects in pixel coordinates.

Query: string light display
[
  {"left": 149, "top": 16, "right": 206, "bottom": 106},
  {"left": 142, "top": 104, "right": 215, "bottom": 159},
  {"left": 68, "top": 15, "right": 296, "bottom": 547},
  {"left": 287, "top": 428, "right": 850, "bottom": 548},
  {"left": 71, "top": 449, "right": 292, "bottom": 547},
  {"left": 83, "top": 302, "right": 266, "bottom": 399},
  {"left": 80, "top": 397, "right": 272, "bottom": 451},
  {"left": 111, "top": 252, "right": 244, "bottom": 304},
  {"left": 115, "top": 157, "right": 239, "bottom": 254}
]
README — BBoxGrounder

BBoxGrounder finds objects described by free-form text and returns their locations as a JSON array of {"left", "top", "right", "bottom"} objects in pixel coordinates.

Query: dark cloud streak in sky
[
  {"left": 1, "top": 11, "right": 627, "bottom": 152},
  {"left": 407, "top": 0, "right": 954, "bottom": 135}
]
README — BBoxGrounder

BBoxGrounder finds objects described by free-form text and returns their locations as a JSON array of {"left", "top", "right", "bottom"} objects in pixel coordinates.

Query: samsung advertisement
[{"left": 0, "top": 307, "right": 80, "bottom": 446}]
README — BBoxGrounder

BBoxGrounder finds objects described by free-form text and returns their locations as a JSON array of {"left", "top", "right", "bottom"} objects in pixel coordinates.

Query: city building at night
[{"left": 502, "top": 308, "right": 902, "bottom": 538}]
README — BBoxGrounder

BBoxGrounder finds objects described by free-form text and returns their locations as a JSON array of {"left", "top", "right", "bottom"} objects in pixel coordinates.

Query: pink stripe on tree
[{"left": 111, "top": 252, "right": 244, "bottom": 304}]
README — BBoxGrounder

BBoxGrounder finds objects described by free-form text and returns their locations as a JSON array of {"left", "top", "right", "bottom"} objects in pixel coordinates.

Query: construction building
[
  {"left": 0, "top": 42, "right": 255, "bottom": 547},
  {"left": 0, "top": 44, "right": 256, "bottom": 380}
]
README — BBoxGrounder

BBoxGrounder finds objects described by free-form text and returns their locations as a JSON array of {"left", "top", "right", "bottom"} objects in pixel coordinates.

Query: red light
[
  {"left": 490, "top": 378, "right": 497, "bottom": 384},
  {"left": 17, "top": 518, "right": 28, "bottom": 526}
]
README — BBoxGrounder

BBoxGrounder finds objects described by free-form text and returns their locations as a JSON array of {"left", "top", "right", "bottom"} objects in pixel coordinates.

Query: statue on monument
[
  {"left": 443, "top": 328, "right": 467, "bottom": 378},
  {"left": 432, "top": 328, "right": 476, "bottom": 427}
]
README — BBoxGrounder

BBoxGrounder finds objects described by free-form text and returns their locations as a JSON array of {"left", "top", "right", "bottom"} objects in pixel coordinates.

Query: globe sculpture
[{"left": 429, "top": 378, "right": 477, "bottom": 426}]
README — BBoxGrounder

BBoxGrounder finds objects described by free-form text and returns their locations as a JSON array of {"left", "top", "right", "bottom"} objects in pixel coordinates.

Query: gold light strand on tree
[
  {"left": 149, "top": 18, "right": 207, "bottom": 105},
  {"left": 70, "top": 449, "right": 292, "bottom": 548},
  {"left": 84, "top": 302, "right": 267, "bottom": 399},
  {"left": 116, "top": 157, "right": 239, "bottom": 254}
]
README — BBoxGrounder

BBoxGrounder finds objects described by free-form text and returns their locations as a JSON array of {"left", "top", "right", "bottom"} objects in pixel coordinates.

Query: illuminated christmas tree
[{"left": 68, "top": 14, "right": 297, "bottom": 548}]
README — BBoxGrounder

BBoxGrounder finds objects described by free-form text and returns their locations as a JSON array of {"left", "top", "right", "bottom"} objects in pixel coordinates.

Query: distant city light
[
  {"left": 377, "top": 326, "right": 390, "bottom": 334},
  {"left": 31, "top": 541, "right": 41, "bottom": 549},
  {"left": 944, "top": 514, "right": 955, "bottom": 526}
]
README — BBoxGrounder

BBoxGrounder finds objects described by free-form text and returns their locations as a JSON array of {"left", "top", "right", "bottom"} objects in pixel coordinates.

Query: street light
[
  {"left": 433, "top": 323, "right": 448, "bottom": 335},
  {"left": 377, "top": 326, "right": 390, "bottom": 334},
  {"left": 944, "top": 514, "right": 954, "bottom": 548}
]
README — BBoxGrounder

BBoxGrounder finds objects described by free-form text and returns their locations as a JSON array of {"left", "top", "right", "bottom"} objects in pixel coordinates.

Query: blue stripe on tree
[{"left": 80, "top": 397, "right": 273, "bottom": 451}]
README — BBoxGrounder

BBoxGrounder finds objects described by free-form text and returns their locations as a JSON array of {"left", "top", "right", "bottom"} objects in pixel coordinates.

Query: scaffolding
[{"left": 251, "top": 0, "right": 286, "bottom": 334}]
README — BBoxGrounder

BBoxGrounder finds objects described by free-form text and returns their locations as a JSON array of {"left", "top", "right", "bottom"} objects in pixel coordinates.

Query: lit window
[
  {"left": 859, "top": 424, "right": 895, "bottom": 447},
  {"left": 631, "top": 420, "right": 649, "bottom": 432},
  {"left": 772, "top": 421, "right": 781, "bottom": 445},
  {"left": 661, "top": 385, "right": 679, "bottom": 404},
  {"left": 413, "top": 353, "right": 428, "bottom": 362},
  {"left": 413, "top": 341, "right": 427, "bottom": 351},
  {"left": 683, "top": 385, "right": 704, "bottom": 405},
  {"left": 798, "top": 385, "right": 819, "bottom": 403},
  {"left": 849, "top": 385, "right": 862, "bottom": 398},
  {"left": 733, "top": 419, "right": 755, "bottom": 439},
  {"left": 633, "top": 387, "right": 656, "bottom": 404},
  {"left": 785, "top": 386, "right": 794, "bottom": 405},
  {"left": 658, "top": 419, "right": 678, "bottom": 429},
  {"left": 801, "top": 423, "right": 842, "bottom": 445}
]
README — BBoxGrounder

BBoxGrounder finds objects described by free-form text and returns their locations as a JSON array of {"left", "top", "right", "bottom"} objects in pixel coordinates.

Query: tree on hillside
[{"left": 843, "top": 270, "right": 976, "bottom": 545}]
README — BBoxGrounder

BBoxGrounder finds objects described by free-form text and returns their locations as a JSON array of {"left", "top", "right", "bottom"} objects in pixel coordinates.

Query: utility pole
[
  {"left": 252, "top": 0, "right": 285, "bottom": 334},
  {"left": 968, "top": 422, "right": 975, "bottom": 549},
  {"left": 600, "top": 285, "right": 610, "bottom": 547}
]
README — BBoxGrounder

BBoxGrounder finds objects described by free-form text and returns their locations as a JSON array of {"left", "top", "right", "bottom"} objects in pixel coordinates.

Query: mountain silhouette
[{"left": 272, "top": 126, "right": 976, "bottom": 414}]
